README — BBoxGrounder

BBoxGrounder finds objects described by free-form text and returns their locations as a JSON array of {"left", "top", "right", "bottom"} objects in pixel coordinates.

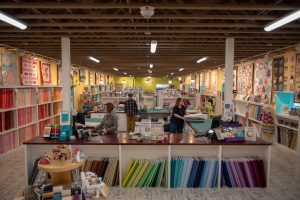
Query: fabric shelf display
[
  {"left": 122, "top": 159, "right": 167, "bottom": 188},
  {"left": 221, "top": 157, "right": 266, "bottom": 188}
]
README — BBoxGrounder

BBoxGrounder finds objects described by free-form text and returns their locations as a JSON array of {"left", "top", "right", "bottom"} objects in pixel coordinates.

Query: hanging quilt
[
  {"left": 1, "top": 52, "right": 19, "bottom": 85},
  {"left": 233, "top": 69, "right": 237, "bottom": 92},
  {"left": 253, "top": 59, "right": 272, "bottom": 104},
  {"left": 295, "top": 54, "right": 300, "bottom": 103},
  {"left": 273, "top": 56, "right": 284, "bottom": 91}
]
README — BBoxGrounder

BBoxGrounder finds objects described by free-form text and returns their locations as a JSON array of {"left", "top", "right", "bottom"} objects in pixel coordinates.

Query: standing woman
[
  {"left": 170, "top": 98, "right": 186, "bottom": 133},
  {"left": 93, "top": 103, "right": 118, "bottom": 135}
]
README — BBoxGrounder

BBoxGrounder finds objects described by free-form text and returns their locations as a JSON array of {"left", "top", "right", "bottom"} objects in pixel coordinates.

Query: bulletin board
[{"left": 253, "top": 59, "right": 272, "bottom": 104}]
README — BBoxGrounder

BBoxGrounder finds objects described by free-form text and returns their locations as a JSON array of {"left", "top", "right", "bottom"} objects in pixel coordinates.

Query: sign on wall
[
  {"left": 41, "top": 61, "right": 51, "bottom": 84},
  {"left": 21, "top": 56, "right": 38, "bottom": 85}
]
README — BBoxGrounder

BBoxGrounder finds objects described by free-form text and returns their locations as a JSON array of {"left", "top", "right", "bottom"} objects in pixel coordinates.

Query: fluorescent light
[
  {"left": 149, "top": 70, "right": 152, "bottom": 74},
  {"left": 150, "top": 63, "right": 154, "bottom": 68},
  {"left": 171, "top": 73, "right": 174, "bottom": 75},
  {"left": 0, "top": 11, "right": 27, "bottom": 30},
  {"left": 137, "top": 67, "right": 141, "bottom": 69},
  {"left": 179, "top": 68, "right": 184, "bottom": 71},
  {"left": 150, "top": 40, "right": 157, "bottom": 53},
  {"left": 264, "top": 9, "right": 300, "bottom": 31},
  {"left": 113, "top": 67, "right": 118, "bottom": 71},
  {"left": 123, "top": 72, "right": 127, "bottom": 75},
  {"left": 196, "top": 56, "right": 208, "bottom": 63},
  {"left": 88, "top": 56, "right": 100, "bottom": 63}
]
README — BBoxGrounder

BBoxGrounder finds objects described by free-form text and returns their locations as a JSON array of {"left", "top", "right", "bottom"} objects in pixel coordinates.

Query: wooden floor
[{"left": 1, "top": 143, "right": 300, "bottom": 200}]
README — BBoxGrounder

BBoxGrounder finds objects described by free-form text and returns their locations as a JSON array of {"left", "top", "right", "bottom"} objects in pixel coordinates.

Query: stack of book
[
  {"left": 38, "top": 88, "right": 51, "bottom": 103},
  {"left": 38, "top": 104, "right": 51, "bottom": 119},
  {"left": 277, "top": 127, "right": 297, "bottom": 150},
  {"left": 0, "top": 131, "right": 17, "bottom": 154},
  {"left": 0, "top": 89, "right": 14, "bottom": 109},
  {"left": 0, "top": 111, "right": 14, "bottom": 131},
  {"left": 19, "top": 125, "right": 37, "bottom": 144},
  {"left": 171, "top": 157, "right": 219, "bottom": 188},
  {"left": 17, "top": 88, "right": 36, "bottom": 107},
  {"left": 221, "top": 157, "right": 266, "bottom": 187},
  {"left": 248, "top": 105, "right": 263, "bottom": 121},
  {"left": 83, "top": 156, "right": 119, "bottom": 186},
  {"left": 18, "top": 107, "right": 36, "bottom": 126},
  {"left": 122, "top": 159, "right": 167, "bottom": 188},
  {"left": 53, "top": 102, "right": 62, "bottom": 115},
  {"left": 53, "top": 88, "right": 62, "bottom": 101}
]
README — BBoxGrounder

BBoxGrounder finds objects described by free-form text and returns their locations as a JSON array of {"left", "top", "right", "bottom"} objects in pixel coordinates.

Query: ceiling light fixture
[
  {"left": 88, "top": 56, "right": 100, "bottom": 63},
  {"left": 113, "top": 67, "right": 119, "bottom": 71},
  {"left": 123, "top": 72, "right": 127, "bottom": 75},
  {"left": 264, "top": 9, "right": 300, "bottom": 32},
  {"left": 171, "top": 73, "right": 174, "bottom": 75},
  {"left": 150, "top": 40, "right": 157, "bottom": 53},
  {"left": 150, "top": 63, "right": 154, "bottom": 68},
  {"left": 196, "top": 56, "right": 208, "bottom": 63},
  {"left": 0, "top": 11, "right": 27, "bottom": 30},
  {"left": 140, "top": 6, "right": 155, "bottom": 19},
  {"left": 179, "top": 68, "right": 184, "bottom": 72}
]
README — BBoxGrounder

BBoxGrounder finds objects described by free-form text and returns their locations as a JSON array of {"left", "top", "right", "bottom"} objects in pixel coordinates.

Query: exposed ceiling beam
[
  {"left": 0, "top": 29, "right": 299, "bottom": 34},
  {"left": 15, "top": 14, "right": 279, "bottom": 20},
  {"left": 1, "top": 34, "right": 300, "bottom": 39},
  {"left": 0, "top": 3, "right": 296, "bottom": 10},
  {"left": 3, "top": 22, "right": 299, "bottom": 28}
]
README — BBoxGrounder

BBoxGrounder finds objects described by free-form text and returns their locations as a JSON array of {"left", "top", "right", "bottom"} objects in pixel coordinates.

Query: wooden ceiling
[{"left": 0, "top": 0, "right": 300, "bottom": 77}]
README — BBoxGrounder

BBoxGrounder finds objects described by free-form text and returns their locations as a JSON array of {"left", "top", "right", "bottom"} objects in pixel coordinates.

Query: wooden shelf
[
  {"left": 235, "top": 112, "right": 246, "bottom": 118},
  {"left": 276, "top": 114, "right": 299, "bottom": 121},
  {"left": 0, "top": 127, "right": 18, "bottom": 136},
  {"left": 276, "top": 123, "right": 298, "bottom": 131},
  {"left": 248, "top": 117, "right": 262, "bottom": 124}
]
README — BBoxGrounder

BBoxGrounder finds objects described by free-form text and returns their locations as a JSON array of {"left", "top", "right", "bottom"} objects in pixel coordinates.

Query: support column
[
  {"left": 223, "top": 38, "right": 234, "bottom": 119},
  {"left": 61, "top": 37, "right": 71, "bottom": 112}
]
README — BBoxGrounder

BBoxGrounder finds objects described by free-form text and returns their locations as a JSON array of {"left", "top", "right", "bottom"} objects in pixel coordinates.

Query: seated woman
[
  {"left": 93, "top": 103, "right": 118, "bottom": 135},
  {"left": 169, "top": 98, "right": 186, "bottom": 133}
]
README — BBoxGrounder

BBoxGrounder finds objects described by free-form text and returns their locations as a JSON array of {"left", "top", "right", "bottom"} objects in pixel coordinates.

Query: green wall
[{"left": 114, "top": 77, "right": 180, "bottom": 93}]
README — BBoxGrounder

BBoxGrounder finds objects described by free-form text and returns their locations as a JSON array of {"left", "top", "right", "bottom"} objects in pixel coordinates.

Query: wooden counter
[
  {"left": 24, "top": 132, "right": 272, "bottom": 189},
  {"left": 24, "top": 133, "right": 272, "bottom": 146}
]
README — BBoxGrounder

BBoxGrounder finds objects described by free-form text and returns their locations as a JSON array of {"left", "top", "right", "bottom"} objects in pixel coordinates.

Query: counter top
[{"left": 24, "top": 133, "right": 272, "bottom": 146}]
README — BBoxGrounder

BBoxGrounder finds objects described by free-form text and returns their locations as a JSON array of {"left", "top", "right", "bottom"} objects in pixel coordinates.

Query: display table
[
  {"left": 38, "top": 159, "right": 85, "bottom": 186},
  {"left": 24, "top": 130, "right": 272, "bottom": 189},
  {"left": 139, "top": 108, "right": 170, "bottom": 119}
]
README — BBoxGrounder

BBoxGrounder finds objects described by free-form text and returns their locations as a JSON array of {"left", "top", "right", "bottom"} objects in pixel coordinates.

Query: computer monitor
[
  {"left": 211, "top": 115, "right": 222, "bottom": 129},
  {"left": 75, "top": 112, "right": 85, "bottom": 125}
]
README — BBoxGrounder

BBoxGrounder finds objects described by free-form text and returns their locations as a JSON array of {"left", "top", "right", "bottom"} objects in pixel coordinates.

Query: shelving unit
[
  {"left": 157, "top": 94, "right": 200, "bottom": 109},
  {"left": 274, "top": 114, "right": 300, "bottom": 153},
  {"left": 24, "top": 134, "right": 271, "bottom": 189},
  {"left": 234, "top": 99, "right": 272, "bottom": 140},
  {"left": 0, "top": 86, "right": 62, "bottom": 155}
]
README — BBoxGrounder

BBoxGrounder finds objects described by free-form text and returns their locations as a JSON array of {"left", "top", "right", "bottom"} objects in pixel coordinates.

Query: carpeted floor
[{"left": 0, "top": 143, "right": 300, "bottom": 200}]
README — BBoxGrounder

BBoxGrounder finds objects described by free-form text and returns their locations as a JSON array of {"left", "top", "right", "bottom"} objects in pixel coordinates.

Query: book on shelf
[
  {"left": 39, "top": 119, "right": 51, "bottom": 136},
  {"left": 19, "top": 125, "right": 37, "bottom": 144},
  {"left": 17, "top": 88, "right": 36, "bottom": 107},
  {"left": 171, "top": 157, "right": 218, "bottom": 188},
  {"left": 277, "top": 127, "right": 297, "bottom": 150},
  {"left": 83, "top": 156, "right": 119, "bottom": 187},
  {"left": 0, "top": 111, "right": 14, "bottom": 132},
  {"left": 18, "top": 107, "right": 36, "bottom": 126},
  {"left": 0, "top": 89, "right": 14, "bottom": 109},
  {"left": 38, "top": 88, "right": 51, "bottom": 103},
  {"left": 38, "top": 104, "right": 51, "bottom": 119},
  {"left": 222, "top": 157, "right": 266, "bottom": 188},
  {"left": 53, "top": 88, "right": 62, "bottom": 101},
  {"left": 122, "top": 159, "right": 167, "bottom": 188},
  {"left": 0, "top": 131, "right": 17, "bottom": 154}
]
